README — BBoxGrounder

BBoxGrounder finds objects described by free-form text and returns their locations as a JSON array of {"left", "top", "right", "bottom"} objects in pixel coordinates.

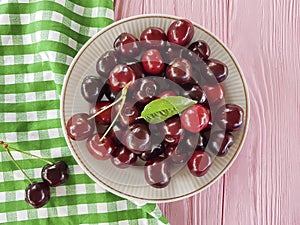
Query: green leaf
[{"left": 141, "top": 96, "right": 197, "bottom": 124}]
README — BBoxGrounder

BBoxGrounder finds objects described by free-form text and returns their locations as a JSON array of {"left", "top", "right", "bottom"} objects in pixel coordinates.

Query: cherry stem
[
  {"left": 0, "top": 141, "right": 53, "bottom": 165},
  {"left": 99, "top": 82, "right": 132, "bottom": 143},
  {"left": 0, "top": 142, "right": 33, "bottom": 184}
]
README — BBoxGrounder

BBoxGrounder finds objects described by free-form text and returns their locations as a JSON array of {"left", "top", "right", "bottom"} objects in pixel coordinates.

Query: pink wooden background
[{"left": 115, "top": 1, "right": 300, "bottom": 224}]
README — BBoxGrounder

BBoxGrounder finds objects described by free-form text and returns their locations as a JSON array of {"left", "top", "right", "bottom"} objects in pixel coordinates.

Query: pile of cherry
[{"left": 66, "top": 19, "right": 244, "bottom": 188}]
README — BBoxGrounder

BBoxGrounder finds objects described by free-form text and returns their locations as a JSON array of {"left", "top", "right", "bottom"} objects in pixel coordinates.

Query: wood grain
[{"left": 114, "top": 0, "right": 300, "bottom": 224}]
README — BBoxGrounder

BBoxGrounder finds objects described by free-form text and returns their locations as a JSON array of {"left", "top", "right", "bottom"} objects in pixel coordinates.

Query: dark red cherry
[
  {"left": 112, "top": 101, "right": 139, "bottom": 127},
  {"left": 123, "top": 123, "right": 151, "bottom": 153},
  {"left": 167, "top": 19, "right": 194, "bottom": 46},
  {"left": 164, "top": 144, "right": 189, "bottom": 164},
  {"left": 128, "top": 62, "right": 146, "bottom": 79},
  {"left": 206, "top": 59, "right": 228, "bottom": 83},
  {"left": 166, "top": 58, "right": 193, "bottom": 84},
  {"left": 96, "top": 50, "right": 118, "bottom": 78},
  {"left": 208, "top": 131, "right": 234, "bottom": 156},
  {"left": 162, "top": 116, "right": 184, "bottom": 146},
  {"left": 183, "top": 84, "right": 207, "bottom": 104},
  {"left": 113, "top": 33, "right": 140, "bottom": 58},
  {"left": 216, "top": 104, "right": 244, "bottom": 131},
  {"left": 181, "top": 104, "right": 209, "bottom": 133},
  {"left": 111, "top": 146, "right": 137, "bottom": 169},
  {"left": 142, "top": 49, "right": 165, "bottom": 75},
  {"left": 140, "top": 27, "right": 167, "bottom": 48},
  {"left": 41, "top": 161, "right": 69, "bottom": 187},
  {"left": 188, "top": 40, "right": 210, "bottom": 60},
  {"left": 144, "top": 157, "right": 171, "bottom": 188},
  {"left": 81, "top": 76, "right": 104, "bottom": 103},
  {"left": 66, "top": 113, "right": 94, "bottom": 141},
  {"left": 86, "top": 133, "right": 114, "bottom": 160},
  {"left": 108, "top": 64, "right": 136, "bottom": 92},
  {"left": 101, "top": 82, "right": 118, "bottom": 102},
  {"left": 25, "top": 182, "right": 50, "bottom": 208},
  {"left": 133, "top": 78, "right": 158, "bottom": 104},
  {"left": 202, "top": 84, "right": 225, "bottom": 105},
  {"left": 187, "top": 151, "right": 212, "bottom": 177},
  {"left": 89, "top": 101, "right": 112, "bottom": 125}
]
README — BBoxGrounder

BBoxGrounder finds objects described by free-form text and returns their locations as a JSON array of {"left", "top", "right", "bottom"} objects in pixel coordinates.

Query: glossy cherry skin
[
  {"left": 41, "top": 161, "right": 69, "bottom": 187},
  {"left": 123, "top": 123, "right": 151, "bottom": 153},
  {"left": 66, "top": 113, "right": 95, "bottom": 141},
  {"left": 113, "top": 33, "right": 140, "bottom": 58},
  {"left": 142, "top": 49, "right": 165, "bottom": 75},
  {"left": 188, "top": 40, "right": 210, "bottom": 60},
  {"left": 81, "top": 76, "right": 104, "bottom": 104},
  {"left": 108, "top": 64, "right": 137, "bottom": 92},
  {"left": 144, "top": 157, "right": 171, "bottom": 188},
  {"left": 162, "top": 116, "right": 184, "bottom": 146},
  {"left": 25, "top": 182, "right": 50, "bottom": 208},
  {"left": 181, "top": 104, "right": 210, "bottom": 133},
  {"left": 133, "top": 78, "right": 158, "bottom": 104},
  {"left": 166, "top": 58, "right": 193, "bottom": 84},
  {"left": 202, "top": 84, "right": 225, "bottom": 105},
  {"left": 96, "top": 50, "right": 118, "bottom": 78},
  {"left": 86, "top": 133, "right": 114, "bottom": 160},
  {"left": 140, "top": 27, "right": 167, "bottom": 48},
  {"left": 111, "top": 146, "right": 137, "bottom": 169},
  {"left": 206, "top": 59, "right": 228, "bottom": 83},
  {"left": 216, "top": 104, "right": 244, "bottom": 131},
  {"left": 128, "top": 61, "right": 145, "bottom": 79},
  {"left": 187, "top": 151, "right": 212, "bottom": 177},
  {"left": 167, "top": 19, "right": 194, "bottom": 46},
  {"left": 183, "top": 84, "right": 207, "bottom": 104},
  {"left": 208, "top": 131, "right": 234, "bottom": 156},
  {"left": 112, "top": 101, "right": 139, "bottom": 127},
  {"left": 89, "top": 101, "right": 112, "bottom": 125}
]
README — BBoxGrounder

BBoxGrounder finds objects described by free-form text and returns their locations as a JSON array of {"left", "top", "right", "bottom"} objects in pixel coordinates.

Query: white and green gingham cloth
[{"left": 0, "top": 1, "right": 169, "bottom": 224}]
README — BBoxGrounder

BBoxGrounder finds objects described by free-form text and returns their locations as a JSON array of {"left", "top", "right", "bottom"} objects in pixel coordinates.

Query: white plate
[{"left": 60, "top": 14, "right": 250, "bottom": 203}]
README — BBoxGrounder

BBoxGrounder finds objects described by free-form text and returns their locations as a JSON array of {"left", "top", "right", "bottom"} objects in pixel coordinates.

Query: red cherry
[
  {"left": 166, "top": 57, "right": 193, "bottom": 84},
  {"left": 86, "top": 133, "right": 114, "bottom": 160},
  {"left": 96, "top": 50, "right": 118, "bottom": 78},
  {"left": 108, "top": 64, "right": 136, "bottom": 92},
  {"left": 187, "top": 151, "right": 212, "bottom": 177},
  {"left": 209, "top": 131, "right": 234, "bottom": 156},
  {"left": 202, "top": 84, "right": 225, "bottom": 105},
  {"left": 216, "top": 104, "right": 244, "bottom": 131},
  {"left": 113, "top": 33, "right": 140, "bottom": 57},
  {"left": 206, "top": 59, "right": 228, "bottom": 83},
  {"left": 89, "top": 101, "right": 112, "bottom": 125},
  {"left": 111, "top": 146, "right": 137, "bottom": 169},
  {"left": 25, "top": 182, "right": 50, "bottom": 208},
  {"left": 66, "top": 113, "right": 94, "bottom": 141},
  {"left": 181, "top": 104, "right": 209, "bottom": 133},
  {"left": 141, "top": 49, "right": 165, "bottom": 75},
  {"left": 167, "top": 19, "right": 194, "bottom": 46},
  {"left": 162, "top": 116, "right": 184, "bottom": 146},
  {"left": 140, "top": 27, "right": 167, "bottom": 48},
  {"left": 188, "top": 40, "right": 211, "bottom": 60}
]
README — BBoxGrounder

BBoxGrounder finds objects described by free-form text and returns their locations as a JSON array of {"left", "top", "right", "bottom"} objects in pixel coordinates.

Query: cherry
[
  {"left": 216, "top": 104, "right": 244, "bottom": 131},
  {"left": 113, "top": 33, "right": 140, "bottom": 58},
  {"left": 25, "top": 182, "right": 50, "bottom": 208},
  {"left": 188, "top": 40, "right": 210, "bottom": 60},
  {"left": 202, "top": 84, "right": 225, "bottom": 105},
  {"left": 206, "top": 59, "right": 228, "bottom": 83},
  {"left": 144, "top": 157, "right": 171, "bottom": 188},
  {"left": 102, "top": 82, "right": 118, "bottom": 102},
  {"left": 164, "top": 144, "right": 189, "bottom": 164},
  {"left": 66, "top": 113, "right": 94, "bottom": 141},
  {"left": 163, "top": 44, "right": 183, "bottom": 63},
  {"left": 86, "top": 133, "right": 114, "bottom": 160},
  {"left": 111, "top": 146, "right": 137, "bottom": 169},
  {"left": 142, "top": 49, "right": 165, "bottom": 75},
  {"left": 41, "top": 161, "right": 69, "bottom": 187},
  {"left": 187, "top": 151, "right": 212, "bottom": 177},
  {"left": 184, "top": 132, "right": 208, "bottom": 151},
  {"left": 182, "top": 84, "right": 207, "bottom": 104},
  {"left": 108, "top": 64, "right": 136, "bottom": 92},
  {"left": 112, "top": 101, "right": 139, "bottom": 127},
  {"left": 123, "top": 123, "right": 151, "bottom": 153},
  {"left": 89, "top": 101, "right": 112, "bottom": 125},
  {"left": 162, "top": 116, "right": 184, "bottom": 146},
  {"left": 166, "top": 58, "right": 193, "bottom": 84},
  {"left": 133, "top": 78, "right": 158, "bottom": 104},
  {"left": 96, "top": 50, "right": 118, "bottom": 78},
  {"left": 167, "top": 19, "right": 194, "bottom": 46},
  {"left": 128, "top": 61, "right": 146, "bottom": 79},
  {"left": 140, "top": 27, "right": 167, "bottom": 48},
  {"left": 181, "top": 104, "right": 209, "bottom": 133},
  {"left": 208, "top": 131, "right": 234, "bottom": 156},
  {"left": 81, "top": 76, "right": 104, "bottom": 103}
]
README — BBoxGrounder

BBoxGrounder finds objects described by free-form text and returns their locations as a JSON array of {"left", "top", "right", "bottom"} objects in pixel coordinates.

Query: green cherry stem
[
  {"left": 0, "top": 141, "right": 53, "bottom": 165},
  {"left": 99, "top": 82, "right": 132, "bottom": 143},
  {"left": 0, "top": 142, "right": 33, "bottom": 184}
]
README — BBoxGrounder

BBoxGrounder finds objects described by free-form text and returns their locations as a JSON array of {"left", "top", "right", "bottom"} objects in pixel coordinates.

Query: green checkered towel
[{"left": 0, "top": 1, "right": 169, "bottom": 224}]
